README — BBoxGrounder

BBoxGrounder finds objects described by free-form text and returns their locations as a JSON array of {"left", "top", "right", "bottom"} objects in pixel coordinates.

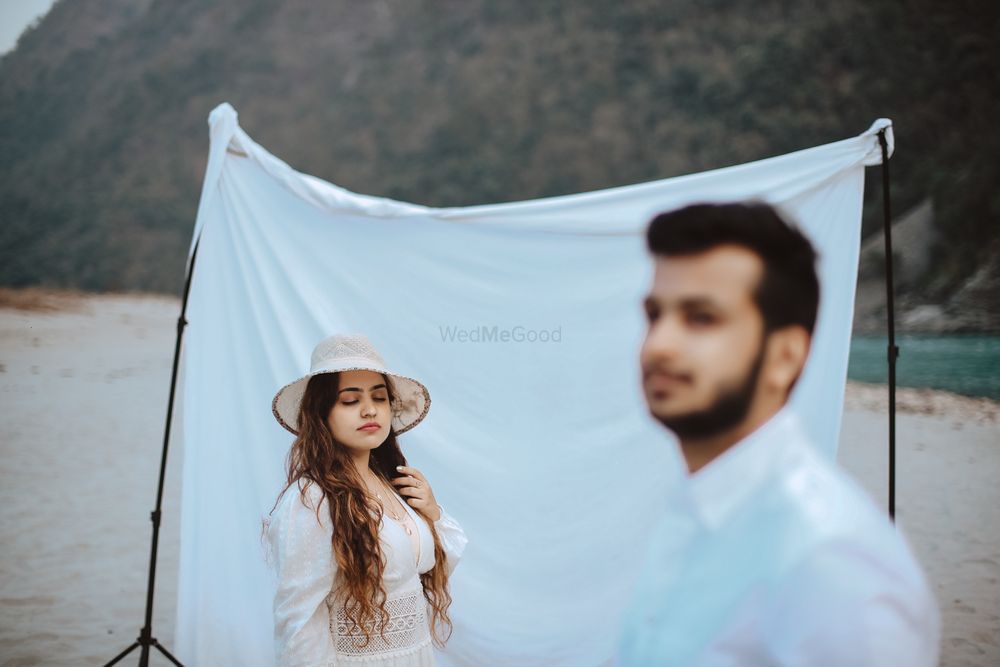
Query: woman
[{"left": 265, "top": 333, "right": 467, "bottom": 666}]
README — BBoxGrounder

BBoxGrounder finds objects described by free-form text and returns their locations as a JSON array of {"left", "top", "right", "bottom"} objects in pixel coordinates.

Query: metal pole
[
  {"left": 877, "top": 130, "right": 899, "bottom": 522},
  {"left": 104, "top": 240, "right": 198, "bottom": 667}
]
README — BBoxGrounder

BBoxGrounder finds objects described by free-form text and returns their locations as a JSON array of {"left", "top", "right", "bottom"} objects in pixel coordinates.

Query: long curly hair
[{"left": 275, "top": 371, "right": 453, "bottom": 648}]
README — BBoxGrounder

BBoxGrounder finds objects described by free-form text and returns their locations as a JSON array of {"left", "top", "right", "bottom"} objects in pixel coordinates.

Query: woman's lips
[{"left": 358, "top": 423, "right": 381, "bottom": 432}]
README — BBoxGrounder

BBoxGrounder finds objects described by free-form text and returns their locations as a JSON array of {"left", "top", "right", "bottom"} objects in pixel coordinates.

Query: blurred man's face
[{"left": 640, "top": 245, "right": 767, "bottom": 439}]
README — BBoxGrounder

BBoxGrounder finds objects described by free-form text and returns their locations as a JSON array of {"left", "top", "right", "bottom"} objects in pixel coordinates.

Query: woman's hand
[{"left": 393, "top": 466, "right": 442, "bottom": 521}]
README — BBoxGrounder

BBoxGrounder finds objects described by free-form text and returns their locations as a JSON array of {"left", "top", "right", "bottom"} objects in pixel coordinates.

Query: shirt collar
[{"left": 685, "top": 406, "right": 803, "bottom": 531}]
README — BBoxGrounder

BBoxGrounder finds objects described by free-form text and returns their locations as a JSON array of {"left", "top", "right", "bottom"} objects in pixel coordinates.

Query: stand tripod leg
[
  {"left": 103, "top": 640, "right": 139, "bottom": 666},
  {"left": 102, "top": 241, "right": 200, "bottom": 667},
  {"left": 153, "top": 639, "right": 185, "bottom": 666}
]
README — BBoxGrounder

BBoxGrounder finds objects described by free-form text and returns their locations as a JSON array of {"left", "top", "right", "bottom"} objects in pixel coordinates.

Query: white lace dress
[{"left": 265, "top": 481, "right": 468, "bottom": 666}]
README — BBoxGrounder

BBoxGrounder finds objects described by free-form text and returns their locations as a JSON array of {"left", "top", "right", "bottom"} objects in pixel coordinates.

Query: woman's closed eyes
[{"left": 341, "top": 395, "right": 388, "bottom": 405}]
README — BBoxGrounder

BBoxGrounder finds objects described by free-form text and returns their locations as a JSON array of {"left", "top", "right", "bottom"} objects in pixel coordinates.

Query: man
[{"left": 617, "top": 202, "right": 939, "bottom": 665}]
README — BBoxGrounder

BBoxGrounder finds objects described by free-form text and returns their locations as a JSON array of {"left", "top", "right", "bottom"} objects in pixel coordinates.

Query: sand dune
[{"left": 0, "top": 292, "right": 996, "bottom": 666}]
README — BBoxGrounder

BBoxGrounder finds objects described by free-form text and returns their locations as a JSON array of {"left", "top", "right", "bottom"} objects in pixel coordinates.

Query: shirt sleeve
[
  {"left": 433, "top": 505, "right": 468, "bottom": 577},
  {"left": 268, "top": 482, "right": 337, "bottom": 667},
  {"left": 760, "top": 539, "right": 940, "bottom": 667}
]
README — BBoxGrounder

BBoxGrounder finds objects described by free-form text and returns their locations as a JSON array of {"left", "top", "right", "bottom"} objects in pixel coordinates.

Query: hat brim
[{"left": 272, "top": 367, "right": 430, "bottom": 436}]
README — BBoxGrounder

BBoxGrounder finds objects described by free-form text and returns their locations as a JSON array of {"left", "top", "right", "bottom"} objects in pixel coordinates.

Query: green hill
[{"left": 1, "top": 0, "right": 997, "bottom": 318}]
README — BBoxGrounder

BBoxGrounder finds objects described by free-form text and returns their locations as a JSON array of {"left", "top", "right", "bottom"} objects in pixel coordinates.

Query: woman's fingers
[
  {"left": 397, "top": 484, "right": 424, "bottom": 498},
  {"left": 391, "top": 467, "right": 437, "bottom": 517},
  {"left": 406, "top": 495, "right": 441, "bottom": 521},
  {"left": 391, "top": 475, "right": 421, "bottom": 489},
  {"left": 392, "top": 473, "right": 431, "bottom": 495},
  {"left": 395, "top": 465, "right": 427, "bottom": 482}
]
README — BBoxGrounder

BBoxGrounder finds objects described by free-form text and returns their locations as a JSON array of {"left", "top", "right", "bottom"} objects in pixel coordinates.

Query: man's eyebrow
[
  {"left": 678, "top": 297, "right": 719, "bottom": 309},
  {"left": 644, "top": 295, "right": 719, "bottom": 309},
  {"left": 337, "top": 383, "right": 388, "bottom": 395}
]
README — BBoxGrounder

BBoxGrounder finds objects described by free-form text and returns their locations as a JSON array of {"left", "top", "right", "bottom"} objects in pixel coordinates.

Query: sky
[{"left": 0, "top": 0, "right": 57, "bottom": 54}]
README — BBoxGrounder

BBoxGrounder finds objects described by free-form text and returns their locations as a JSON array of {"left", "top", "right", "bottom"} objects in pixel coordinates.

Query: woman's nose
[{"left": 360, "top": 398, "right": 377, "bottom": 417}]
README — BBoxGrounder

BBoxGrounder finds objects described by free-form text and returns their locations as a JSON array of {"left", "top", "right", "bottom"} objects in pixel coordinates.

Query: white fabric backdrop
[{"left": 174, "top": 102, "right": 892, "bottom": 666}]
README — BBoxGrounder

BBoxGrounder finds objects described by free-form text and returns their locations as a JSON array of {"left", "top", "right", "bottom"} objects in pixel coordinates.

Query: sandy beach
[{"left": 0, "top": 291, "right": 997, "bottom": 666}]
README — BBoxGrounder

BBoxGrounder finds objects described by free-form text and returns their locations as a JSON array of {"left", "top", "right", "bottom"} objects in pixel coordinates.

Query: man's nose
[{"left": 643, "top": 315, "right": 683, "bottom": 360}]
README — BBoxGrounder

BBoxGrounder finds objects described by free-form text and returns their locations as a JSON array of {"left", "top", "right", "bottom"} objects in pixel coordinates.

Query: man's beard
[{"left": 654, "top": 341, "right": 766, "bottom": 440}]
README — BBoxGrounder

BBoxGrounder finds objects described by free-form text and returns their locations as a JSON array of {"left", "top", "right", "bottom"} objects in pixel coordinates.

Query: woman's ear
[{"left": 764, "top": 325, "right": 811, "bottom": 397}]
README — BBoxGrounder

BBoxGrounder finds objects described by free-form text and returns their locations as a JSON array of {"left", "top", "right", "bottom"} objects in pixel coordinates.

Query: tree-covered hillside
[{"left": 1, "top": 0, "right": 997, "bottom": 316}]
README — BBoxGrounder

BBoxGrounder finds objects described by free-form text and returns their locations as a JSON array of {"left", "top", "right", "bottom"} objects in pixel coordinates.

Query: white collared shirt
[{"left": 617, "top": 408, "right": 940, "bottom": 666}]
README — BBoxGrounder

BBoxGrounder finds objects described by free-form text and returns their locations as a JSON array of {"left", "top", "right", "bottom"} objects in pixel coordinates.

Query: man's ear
[{"left": 764, "top": 325, "right": 811, "bottom": 396}]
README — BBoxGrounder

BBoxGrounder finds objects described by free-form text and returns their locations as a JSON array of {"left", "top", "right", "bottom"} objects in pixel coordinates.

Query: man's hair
[{"left": 646, "top": 202, "right": 820, "bottom": 335}]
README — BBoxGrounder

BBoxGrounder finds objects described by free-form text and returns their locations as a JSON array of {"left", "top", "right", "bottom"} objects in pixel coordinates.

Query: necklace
[{"left": 371, "top": 476, "right": 414, "bottom": 535}]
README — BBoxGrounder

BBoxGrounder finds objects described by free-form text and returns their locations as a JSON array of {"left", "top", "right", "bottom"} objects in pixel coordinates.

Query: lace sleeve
[
  {"left": 268, "top": 481, "right": 337, "bottom": 667},
  {"left": 433, "top": 505, "right": 468, "bottom": 577}
]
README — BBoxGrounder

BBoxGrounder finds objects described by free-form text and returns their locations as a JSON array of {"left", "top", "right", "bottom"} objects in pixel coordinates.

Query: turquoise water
[{"left": 848, "top": 335, "right": 1000, "bottom": 400}]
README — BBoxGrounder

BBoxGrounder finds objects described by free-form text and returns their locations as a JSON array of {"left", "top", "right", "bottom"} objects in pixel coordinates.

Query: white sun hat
[{"left": 272, "top": 333, "right": 431, "bottom": 436}]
